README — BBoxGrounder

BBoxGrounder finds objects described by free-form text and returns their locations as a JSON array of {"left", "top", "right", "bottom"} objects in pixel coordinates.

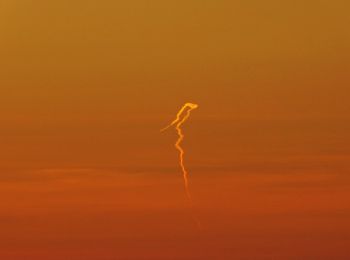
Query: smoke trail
[{"left": 161, "top": 103, "right": 201, "bottom": 228}]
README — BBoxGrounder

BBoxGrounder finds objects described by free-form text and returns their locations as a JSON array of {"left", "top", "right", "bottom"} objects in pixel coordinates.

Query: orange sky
[{"left": 0, "top": 1, "right": 350, "bottom": 259}]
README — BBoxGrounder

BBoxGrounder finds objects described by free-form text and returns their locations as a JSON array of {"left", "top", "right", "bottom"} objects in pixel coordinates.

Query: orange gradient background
[{"left": 0, "top": 1, "right": 350, "bottom": 259}]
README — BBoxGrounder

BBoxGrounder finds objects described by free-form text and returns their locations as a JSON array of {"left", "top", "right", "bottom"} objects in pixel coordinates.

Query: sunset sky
[{"left": 0, "top": 1, "right": 350, "bottom": 259}]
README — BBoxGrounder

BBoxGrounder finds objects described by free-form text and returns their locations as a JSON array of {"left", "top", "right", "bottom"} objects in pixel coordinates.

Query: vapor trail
[{"left": 161, "top": 103, "right": 198, "bottom": 201}]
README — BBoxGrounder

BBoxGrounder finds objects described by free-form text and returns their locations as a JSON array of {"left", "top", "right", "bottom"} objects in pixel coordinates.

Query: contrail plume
[
  {"left": 161, "top": 102, "right": 198, "bottom": 200},
  {"left": 161, "top": 103, "right": 201, "bottom": 228}
]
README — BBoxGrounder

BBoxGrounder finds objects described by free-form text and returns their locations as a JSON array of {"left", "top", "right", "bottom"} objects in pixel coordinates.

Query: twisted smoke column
[{"left": 161, "top": 102, "right": 198, "bottom": 203}]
